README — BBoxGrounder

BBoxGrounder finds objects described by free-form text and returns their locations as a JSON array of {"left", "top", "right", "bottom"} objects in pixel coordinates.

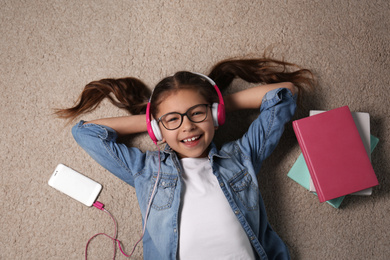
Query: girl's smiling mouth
[{"left": 182, "top": 135, "right": 201, "bottom": 143}]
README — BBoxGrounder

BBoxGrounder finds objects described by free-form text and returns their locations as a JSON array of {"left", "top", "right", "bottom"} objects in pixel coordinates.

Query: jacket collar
[
  {"left": 161, "top": 142, "right": 230, "bottom": 161},
  {"left": 208, "top": 142, "right": 230, "bottom": 160}
]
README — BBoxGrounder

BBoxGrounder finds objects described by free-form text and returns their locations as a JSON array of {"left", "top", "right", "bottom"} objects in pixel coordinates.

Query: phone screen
[{"left": 48, "top": 164, "right": 102, "bottom": 207}]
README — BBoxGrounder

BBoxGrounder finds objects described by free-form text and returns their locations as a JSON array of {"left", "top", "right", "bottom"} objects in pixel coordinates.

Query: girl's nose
[{"left": 181, "top": 115, "right": 195, "bottom": 131}]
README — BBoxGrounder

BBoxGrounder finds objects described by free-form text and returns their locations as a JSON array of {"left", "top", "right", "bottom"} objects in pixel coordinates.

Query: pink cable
[
  {"left": 85, "top": 208, "right": 117, "bottom": 260},
  {"left": 85, "top": 144, "right": 161, "bottom": 259}
]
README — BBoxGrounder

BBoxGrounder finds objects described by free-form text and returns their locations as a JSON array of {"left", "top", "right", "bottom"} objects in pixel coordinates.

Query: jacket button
[
  {"left": 234, "top": 210, "right": 240, "bottom": 215},
  {"left": 219, "top": 182, "right": 224, "bottom": 187}
]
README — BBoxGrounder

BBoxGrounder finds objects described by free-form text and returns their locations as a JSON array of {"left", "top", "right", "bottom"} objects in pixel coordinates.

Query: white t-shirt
[{"left": 179, "top": 157, "right": 255, "bottom": 260}]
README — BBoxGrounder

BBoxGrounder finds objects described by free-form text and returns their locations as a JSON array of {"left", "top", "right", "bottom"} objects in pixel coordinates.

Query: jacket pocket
[
  {"left": 150, "top": 174, "right": 178, "bottom": 211},
  {"left": 229, "top": 170, "right": 259, "bottom": 211}
]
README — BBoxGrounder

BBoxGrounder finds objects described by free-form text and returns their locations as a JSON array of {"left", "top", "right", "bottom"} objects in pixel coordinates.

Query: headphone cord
[{"left": 85, "top": 144, "right": 162, "bottom": 259}]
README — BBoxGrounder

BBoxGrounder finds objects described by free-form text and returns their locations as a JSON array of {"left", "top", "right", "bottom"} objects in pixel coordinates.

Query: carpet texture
[{"left": 1, "top": 1, "right": 389, "bottom": 259}]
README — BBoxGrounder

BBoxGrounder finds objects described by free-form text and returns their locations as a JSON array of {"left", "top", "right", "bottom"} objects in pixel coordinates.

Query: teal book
[{"left": 288, "top": 135, "right": 379, "bottom": 208}]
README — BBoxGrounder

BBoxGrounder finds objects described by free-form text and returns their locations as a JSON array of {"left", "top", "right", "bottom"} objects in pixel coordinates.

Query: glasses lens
[
  {"left": 187, "top": 104, "right": 208, "bottom": 123},
  {"left": 161, "top": 113, "right": 182, "bottom": 130}
]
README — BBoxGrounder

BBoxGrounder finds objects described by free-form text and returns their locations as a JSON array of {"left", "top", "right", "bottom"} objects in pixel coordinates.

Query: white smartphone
[{"left": 48, "top": 164, "right": 102, "bottom": 207}]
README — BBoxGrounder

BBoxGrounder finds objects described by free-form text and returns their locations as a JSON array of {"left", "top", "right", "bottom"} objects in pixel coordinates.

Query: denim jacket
[{"left": 72, "top": 88, "right": 296, "bottom": 260}]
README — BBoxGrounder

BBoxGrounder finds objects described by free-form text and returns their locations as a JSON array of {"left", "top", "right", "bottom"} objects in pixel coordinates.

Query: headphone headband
[
  {"left": 191, "top": 72, "right": 225, "bottom": 107},
  {"left": 191, "top": 72, "right": 216, "bottom": 86}
]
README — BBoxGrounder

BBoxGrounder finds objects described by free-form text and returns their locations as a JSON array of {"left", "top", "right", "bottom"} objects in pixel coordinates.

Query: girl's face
[{"left": 156, "top": 88, "right": 216, "bottom": 159}]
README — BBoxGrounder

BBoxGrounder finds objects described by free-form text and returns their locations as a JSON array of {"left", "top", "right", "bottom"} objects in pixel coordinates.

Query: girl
[{"left": 56, "top": 58, "right": 313, "bottom": 260}]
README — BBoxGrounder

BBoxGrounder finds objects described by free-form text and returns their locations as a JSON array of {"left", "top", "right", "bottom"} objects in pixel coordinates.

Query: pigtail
[
  {"left": 208, "top": 57, "right": 314, "bottom": 102},
  {"left": 55, "top": 77, "right": 151, "bottom": 121}
]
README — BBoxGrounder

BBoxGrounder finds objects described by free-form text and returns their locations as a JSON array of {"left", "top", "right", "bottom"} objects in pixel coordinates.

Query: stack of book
[{"left": 288, "top": 106, "right": 379, "bottom": 208}]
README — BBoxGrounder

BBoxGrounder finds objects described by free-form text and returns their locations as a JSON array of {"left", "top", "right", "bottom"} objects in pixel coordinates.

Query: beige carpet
[{"left": 1, "top": 1, "right": 389, "bottom": 259}]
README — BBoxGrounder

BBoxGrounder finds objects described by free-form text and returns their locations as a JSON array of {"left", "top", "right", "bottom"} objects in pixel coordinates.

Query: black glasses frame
[{"left": 157, "top": 104, "right": 211, "bottom": 130}]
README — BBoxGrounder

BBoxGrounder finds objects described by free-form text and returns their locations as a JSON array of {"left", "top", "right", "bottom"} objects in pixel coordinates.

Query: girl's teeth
[{"left": 183, "top": 136, "right": 199, "bottom": 142}]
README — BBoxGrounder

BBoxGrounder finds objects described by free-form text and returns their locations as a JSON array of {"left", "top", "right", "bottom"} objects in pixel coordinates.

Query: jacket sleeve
[
  {"left": 72, "top": 121, "right": 146, "bottom": 187},
  {"left": 236, "top": 88, "right": 297, "bottom": 173}
]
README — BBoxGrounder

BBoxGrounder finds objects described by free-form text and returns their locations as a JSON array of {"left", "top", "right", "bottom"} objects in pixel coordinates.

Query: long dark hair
[{"left": 55, "top": 57, "right": 314, "bottom": 121}]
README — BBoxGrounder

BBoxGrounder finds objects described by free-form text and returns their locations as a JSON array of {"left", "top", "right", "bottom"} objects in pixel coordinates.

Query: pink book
[{"left": 292, "top": 106, "right": 378, "bottom": 202}]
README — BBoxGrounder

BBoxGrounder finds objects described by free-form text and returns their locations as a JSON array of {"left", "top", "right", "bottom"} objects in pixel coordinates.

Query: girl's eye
[
  {"left": 190, "top": 106, "right": 206, "bottom": 118},
  {"left": 164, "top": 115, "right": 180, "bottom": 123},
  {"left": 191, "top": 111, "right": 205, "bottom": 117}
]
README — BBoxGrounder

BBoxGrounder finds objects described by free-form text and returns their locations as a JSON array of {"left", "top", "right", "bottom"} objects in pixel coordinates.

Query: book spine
[{"left": 293, "top": 121, "right": 326, "bottom": 202}]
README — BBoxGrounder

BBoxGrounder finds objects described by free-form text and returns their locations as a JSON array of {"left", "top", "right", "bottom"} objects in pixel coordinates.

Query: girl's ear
[{"left": 161, "top": 137, "right": 166, "bottom": 143}]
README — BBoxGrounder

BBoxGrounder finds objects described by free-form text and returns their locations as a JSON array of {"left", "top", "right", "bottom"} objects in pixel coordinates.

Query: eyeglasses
[{"left": 157, "top": 104, "right": 211, "bottom": 130}]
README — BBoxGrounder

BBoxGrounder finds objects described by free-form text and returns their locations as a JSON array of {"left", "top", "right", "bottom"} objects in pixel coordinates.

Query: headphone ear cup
[
  {"left": 151, "top": 119, "right": 163, "bottom": 142},
  {"left": 212, "top": 102, "right": 226, "bottom": 127},
  {"left": 217, "top": 103, "right": 226, "bottom": 126}
]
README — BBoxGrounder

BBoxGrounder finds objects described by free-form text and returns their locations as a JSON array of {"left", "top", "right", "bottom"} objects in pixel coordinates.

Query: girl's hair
[{"left": 55, "top": 57, "right": 314, "bottom": 121}]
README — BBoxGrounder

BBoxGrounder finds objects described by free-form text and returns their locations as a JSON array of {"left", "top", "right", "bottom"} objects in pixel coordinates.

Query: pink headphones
[{"left": 146, "top": 72, "right": 225, "bottom": 144}]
